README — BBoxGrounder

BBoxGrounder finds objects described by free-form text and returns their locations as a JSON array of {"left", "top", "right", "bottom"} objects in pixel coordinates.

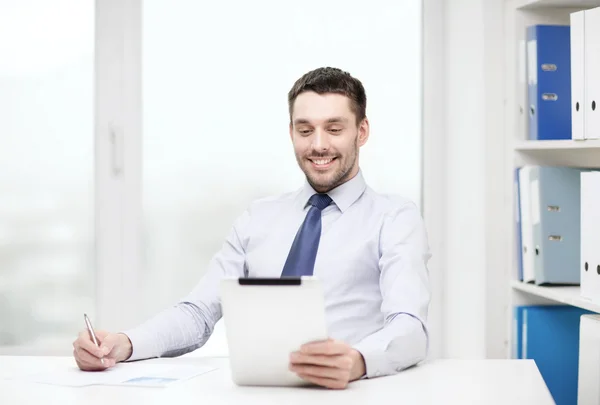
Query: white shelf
[
  {"left": 516, "top": 0, "right": 600, "bottom": 10},
  {"left": 511, "top": 280, "right": 600, "bottom": 313},
  {"left": 514, "top": 139, "right": 600, "bottom": 167},
  {"left": 515, "top": 139, "right": 600, "bottom": 150}
]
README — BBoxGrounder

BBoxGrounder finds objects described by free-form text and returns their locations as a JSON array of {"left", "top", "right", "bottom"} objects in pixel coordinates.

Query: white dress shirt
[{"left": 124, "top": 169, "right": 431, "bottom": 378}]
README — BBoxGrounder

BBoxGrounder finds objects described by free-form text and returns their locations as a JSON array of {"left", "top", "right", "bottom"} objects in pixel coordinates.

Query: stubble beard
[{"left": 298, "top": 142, "right": 358, "bottom": 193}]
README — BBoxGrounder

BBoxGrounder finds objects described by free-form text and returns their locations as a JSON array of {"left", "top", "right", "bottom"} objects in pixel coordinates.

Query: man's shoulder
[
  {"left": 362, "top": 187, "right": 420, "bottom": 216},
  {"left": 245, "top": 188, "right": 301, "bottom": 213},
  {"left": 362, "top": 188, "right": 429, "bottom": 254}
]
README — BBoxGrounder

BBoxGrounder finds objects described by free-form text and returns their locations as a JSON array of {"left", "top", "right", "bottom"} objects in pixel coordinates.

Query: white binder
[
  {"left": 584, "top": 7, "right": 600, "bottom": 140},
  {"left": 581, "top": 171, "right": 600, "bottom": 301},
  {"left": 519, "top": 165, "right": 535, "bottom": 283},
  {"left": 578, "top": 314, "right": 600, "bottom": 405},
  {"left": 571, "top": 10, "right": 585, "bottom": 140}
]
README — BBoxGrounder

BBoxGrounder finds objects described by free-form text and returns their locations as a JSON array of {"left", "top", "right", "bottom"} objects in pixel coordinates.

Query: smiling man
[{"left": 72, "top": 67, "right": 431, "bottom": 390}]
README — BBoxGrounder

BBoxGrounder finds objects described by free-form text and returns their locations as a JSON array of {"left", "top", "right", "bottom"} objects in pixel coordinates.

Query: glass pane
[
  {"left": 142, "top": 0, "right": 422, "bottom": 355},
  {"left": 0, "top": 0, "right": 95, "bottom": 351}
]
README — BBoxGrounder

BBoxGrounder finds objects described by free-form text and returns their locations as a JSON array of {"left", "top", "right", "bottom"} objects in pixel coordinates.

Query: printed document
[{"left": 11, "top": 363, "right": 216, "bottom": 387}]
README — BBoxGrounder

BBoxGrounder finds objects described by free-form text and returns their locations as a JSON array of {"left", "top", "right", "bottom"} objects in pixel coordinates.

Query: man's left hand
[{"left": 289, "top": 338, "right": 366, "bottom": 389}]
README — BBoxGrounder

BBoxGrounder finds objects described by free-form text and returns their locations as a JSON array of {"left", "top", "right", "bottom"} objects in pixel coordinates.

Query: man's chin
[{"left": 305, "top": 172, "right": 337, "bottom": 192}]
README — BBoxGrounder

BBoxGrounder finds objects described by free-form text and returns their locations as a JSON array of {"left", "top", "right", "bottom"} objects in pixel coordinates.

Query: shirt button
[
  {"left": 375, "top": 371, "right": 381, "bottom": 377},
  {"left": 396, "top": 367, "right": 402, "bottom": 372}
]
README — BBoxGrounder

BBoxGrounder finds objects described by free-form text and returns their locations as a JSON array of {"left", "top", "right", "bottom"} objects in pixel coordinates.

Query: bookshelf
[
  {"left": 503, "top": 0, "right": 600, "bottom": 358},
  {"left": 511, "top": 281, "right": 600, "bottom": 313},
  {"left": 514, "top": 139, "right": 600, "bottom": 166},
  {"left": 516, "top": 0, "right": 600, "bottom": 9},
  {"left": 515, "top": 139, "right": 600, "bottom": 150}
]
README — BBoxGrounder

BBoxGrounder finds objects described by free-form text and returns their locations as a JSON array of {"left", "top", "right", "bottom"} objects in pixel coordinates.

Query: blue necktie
[{"left": 281, "top": 193, "right": 332, "bottom": 277}]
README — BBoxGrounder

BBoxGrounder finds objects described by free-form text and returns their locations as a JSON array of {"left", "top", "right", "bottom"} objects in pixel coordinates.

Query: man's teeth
[{"left": 313, "top": 158, "right": 333, "bottom": 165}]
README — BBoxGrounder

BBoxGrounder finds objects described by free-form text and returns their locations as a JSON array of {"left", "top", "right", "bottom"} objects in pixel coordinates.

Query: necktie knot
[{"left": 309, "top": 193, "right": 332, "bottom": 211}]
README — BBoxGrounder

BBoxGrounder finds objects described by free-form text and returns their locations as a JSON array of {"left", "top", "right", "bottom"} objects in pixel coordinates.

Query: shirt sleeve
[
  {"left": 121, "top": 209, "right": 250, "bottom": 361},
  {"left": 352, "top": 201, "right": 431, "bottom": 378}
]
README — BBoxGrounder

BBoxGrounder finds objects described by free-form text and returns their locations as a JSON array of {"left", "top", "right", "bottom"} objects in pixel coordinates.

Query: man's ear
[
  {"left": 289, "top": 122, "right": 293, "bottom": 140},
  {"left": 358, "top": 118, "right": 370, "bottom": 147}
]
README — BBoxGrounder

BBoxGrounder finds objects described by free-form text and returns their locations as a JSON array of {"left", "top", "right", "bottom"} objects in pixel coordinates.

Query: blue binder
[
  {"left": 529, "top": 166, "right": 582, "bottom": 285},
  {"left": 515, "top": 305, "right": 593, "bottom": 405},
  {"left": 512, "top": 306, "right": 524, "bottom": 359},
  {"left": 526, "top": 25, "right": 571, "bottom": 140}
]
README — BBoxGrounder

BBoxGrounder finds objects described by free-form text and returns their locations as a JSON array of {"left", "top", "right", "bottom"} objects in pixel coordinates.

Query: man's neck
[{"left": 314, "top": 167, "right": 360, "bottom": 194}]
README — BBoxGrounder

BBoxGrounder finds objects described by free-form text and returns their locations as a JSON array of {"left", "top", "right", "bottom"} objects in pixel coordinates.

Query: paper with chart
[{"left": 11, "top": 362, "right": 216, "bottom": 387}]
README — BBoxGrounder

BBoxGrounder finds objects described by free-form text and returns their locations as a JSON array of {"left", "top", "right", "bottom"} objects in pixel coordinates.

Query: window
[{"left": 0, "top": 0, "right": 95, "bottom": 350}]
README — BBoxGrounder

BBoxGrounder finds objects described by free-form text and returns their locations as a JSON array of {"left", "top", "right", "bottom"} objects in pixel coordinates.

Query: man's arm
[
  {"left": 352, "top": 201, "right": 431, "bottom": 378},
  {"left": 121, "top": 210, "right": 250, "bottom": 361}
]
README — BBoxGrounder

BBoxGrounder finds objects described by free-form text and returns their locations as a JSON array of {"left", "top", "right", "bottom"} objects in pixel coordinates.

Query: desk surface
[{"left": 0, "top": 356, "right": 554, "bottom": 405}]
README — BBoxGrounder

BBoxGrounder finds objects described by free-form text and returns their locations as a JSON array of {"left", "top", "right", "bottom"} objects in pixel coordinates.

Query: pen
[{"left": 84, "top": 313, "right": 105, "bottom": 366}]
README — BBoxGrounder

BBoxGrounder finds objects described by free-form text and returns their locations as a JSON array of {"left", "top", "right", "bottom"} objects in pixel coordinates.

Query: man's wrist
[
  {"left": 116, "top": 333, "right": 133, "bottom": 362},
  {"left": 349, "top": 349, "right": 366, "bottom": 381}
]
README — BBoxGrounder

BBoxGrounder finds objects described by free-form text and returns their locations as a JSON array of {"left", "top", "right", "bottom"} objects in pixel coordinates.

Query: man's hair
[{"left": 287, "top": 67, "right": 367, "bottom": 125}]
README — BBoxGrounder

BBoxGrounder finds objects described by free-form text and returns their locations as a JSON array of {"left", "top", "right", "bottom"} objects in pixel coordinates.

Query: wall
[
  {"left": 422, "top": 0, "right": 446, "bottom": 360},
  {"left": 483, "top": 0, "right": 509, "bottom": 359},
  {"left": 436, "top": 0, "right": 506, "bottom": 359}
]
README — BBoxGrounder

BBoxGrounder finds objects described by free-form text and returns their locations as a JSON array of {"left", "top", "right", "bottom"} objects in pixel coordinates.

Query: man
[{"left": 72, "top": 67, "right": 431, "bottom": 389}]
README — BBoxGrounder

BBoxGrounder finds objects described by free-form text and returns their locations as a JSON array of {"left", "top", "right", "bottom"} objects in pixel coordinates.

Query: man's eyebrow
[
  {"left": 325, "top": 117, "right": 348, "bottom": 124},
  {"left": 293, "top": 117, "right": 348, "bottom": 125},
  {"left": 293, "top": 118, "right": 311, "bottom": 125}
]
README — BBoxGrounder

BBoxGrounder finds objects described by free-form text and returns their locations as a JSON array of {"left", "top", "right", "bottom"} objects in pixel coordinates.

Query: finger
[
  {"left": 296, "top": 373, "right": 348, "bottom": 390},
  {"left": 290, "top": 353, "right": 353, "bottom": 370},
  {"left": 290, "top": 363, "right": 349, "bottom": 381},
  {"left": 74, "top": 350, "right": 111, "bottom": 371},
  {"left": 98, "top": 334, "right": 118, "bottom": 354},
  {"left": 75, "top": 347, "right": 115, "bottom": 369},
  {"left": 75, "top": 331, "right": 107, "bottom": 358},
  {"left": 300, "top": 339, "right": 348, "bottom": 356},
  {"left": 74, "top": 349, "right": 101, "bottom": 372},
  {"left": 75, "top": 339, "right": 105, "bottom": 359},
  {"left": 95, "top": 330, "right": 110, "bottom": 340},
  {"left": 75, "top": 358, "right": 106, "bottom": 372}
]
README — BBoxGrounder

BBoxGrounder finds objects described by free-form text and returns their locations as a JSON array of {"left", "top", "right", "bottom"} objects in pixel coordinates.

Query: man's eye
[
  {"left": 329, "top": 128, "right": 342, "bottom": 133},
  {"left": 299, "top": 129, "right": 312, "bottom": 135}
]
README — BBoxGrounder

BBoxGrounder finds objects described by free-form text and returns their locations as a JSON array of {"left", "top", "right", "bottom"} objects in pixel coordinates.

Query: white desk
[{"left": 0, "top": 356, "right": 555, "bottom": 405}]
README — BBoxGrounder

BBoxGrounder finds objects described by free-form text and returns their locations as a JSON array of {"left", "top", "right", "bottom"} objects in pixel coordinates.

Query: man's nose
[{"left": 311, "top": 129, "right": 330, "bottom": 152}]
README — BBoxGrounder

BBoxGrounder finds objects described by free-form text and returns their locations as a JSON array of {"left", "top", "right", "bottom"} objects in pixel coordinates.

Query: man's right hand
[{"left": 72, "top": 330, "right": 133, "bottom": 371}]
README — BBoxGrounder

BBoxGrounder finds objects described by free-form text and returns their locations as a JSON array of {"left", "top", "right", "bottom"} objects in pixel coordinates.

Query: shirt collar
[{"left": 299, "top": 169, "right": 366, "bottom": 213}]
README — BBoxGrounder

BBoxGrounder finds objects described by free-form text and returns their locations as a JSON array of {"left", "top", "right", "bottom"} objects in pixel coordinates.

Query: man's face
[{"left": 290, "top": 92, "right": 369, "bottom": 193}]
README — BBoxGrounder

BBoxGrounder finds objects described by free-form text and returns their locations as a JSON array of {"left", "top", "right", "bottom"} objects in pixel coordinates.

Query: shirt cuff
[
  {"left": 352, "top": 314, "right": 428, "bottom": 378},
  {"left": 120, "top": 327, "right": 159, "bottom": 362},
  {"left": 353, "top": 336, "right": 395, "bottom": 378}
]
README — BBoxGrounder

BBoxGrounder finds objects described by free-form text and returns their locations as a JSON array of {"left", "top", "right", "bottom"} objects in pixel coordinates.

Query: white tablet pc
[{"left": 220, "top": 276, "right": 328, "bottom": 386}]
